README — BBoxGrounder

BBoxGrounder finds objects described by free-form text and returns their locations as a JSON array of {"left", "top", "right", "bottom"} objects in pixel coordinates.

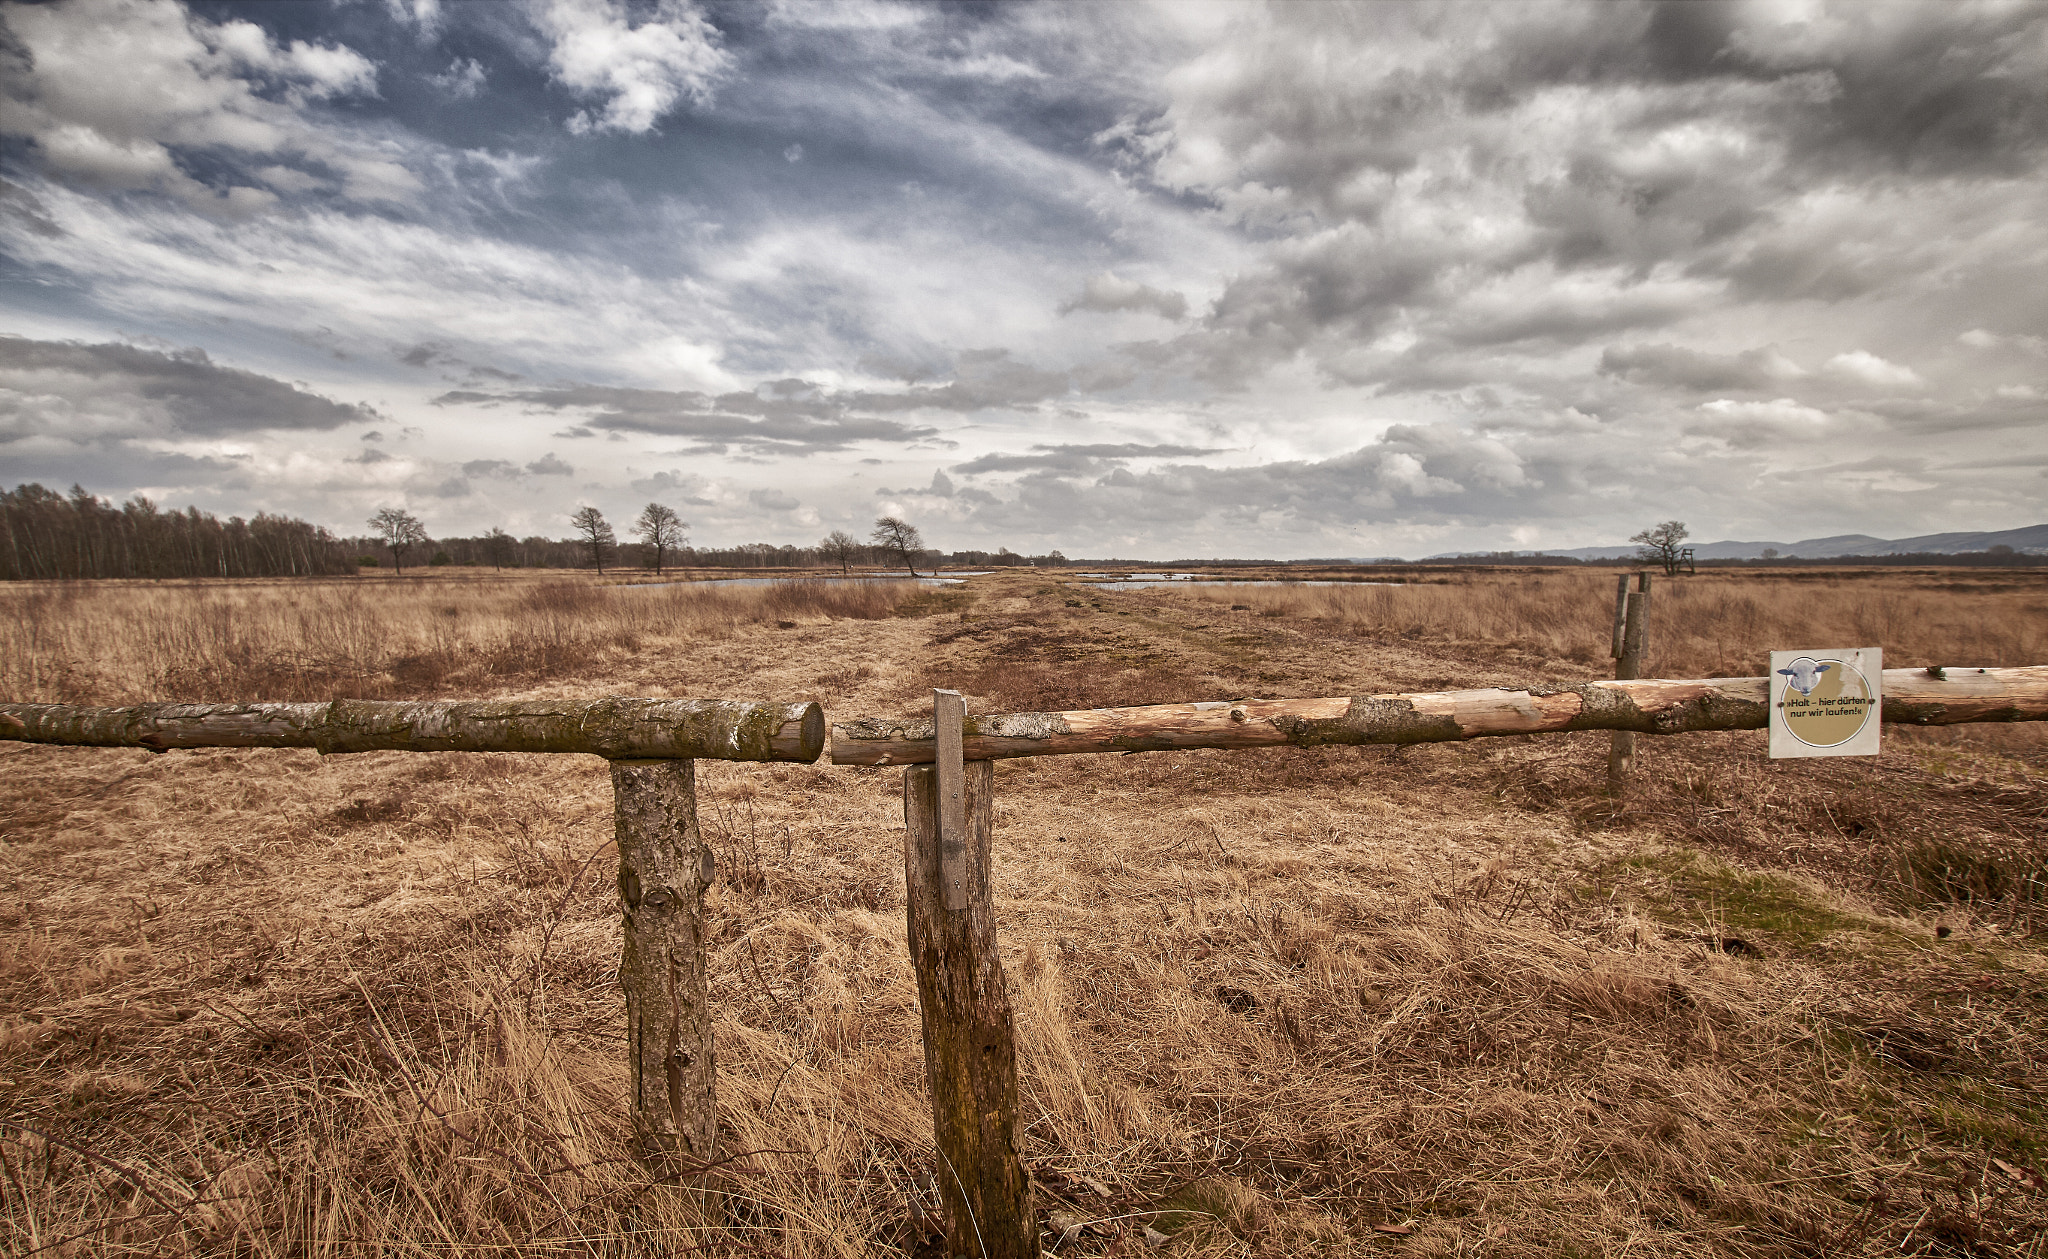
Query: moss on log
[{"left": 0, "top": 698, "right": 824, "bottom": 762}]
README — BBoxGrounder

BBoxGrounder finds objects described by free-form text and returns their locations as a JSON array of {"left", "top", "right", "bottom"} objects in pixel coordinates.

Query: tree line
[
  {"left": 0, "top": 484, "right": 1068, "bottom": 581},
  {"left": 2, "top": 483, "right": 354, "bottom": 581},
  {"left": 358, "top": 505, "right": 1068, "bottom": 575}
]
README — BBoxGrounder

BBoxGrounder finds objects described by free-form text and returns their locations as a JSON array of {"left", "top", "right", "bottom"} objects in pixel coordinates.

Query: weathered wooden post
[
  {"left": 903, "top": 690, "right": 1034, "bottom": 1258},
  {"left": 611, "top": 757, "right": 717, "bottom": 1169},
  {"left": 1610, "top": 572, "right": 1631, "bottom": 661},
  {"left": 934, "top": 688, "right": 970, "bottom": 912},
  {"left": 1608, "top": 572, "right": 1652, "bottom": 791},
  {"left": 0, "top": 695, "right": 826, "bottom": 1170}
]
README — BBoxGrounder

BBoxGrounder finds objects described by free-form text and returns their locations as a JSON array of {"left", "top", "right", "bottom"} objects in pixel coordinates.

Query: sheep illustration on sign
[
  {"left": 1769, "top": 648, "right": 1882, "bottom": 759},
  {"left": 1776, "top": 657, "right": 1833, "bottom": 696}
]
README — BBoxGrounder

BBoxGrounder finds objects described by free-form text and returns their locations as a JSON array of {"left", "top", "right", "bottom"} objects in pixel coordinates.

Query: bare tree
[
  {"left": 870, "top": 516, "right": 924, "bottom": 576},
  {"left": 484, "top": 526, "right": 515, "bottom": 570},
  {"left": 1631, "top": 520, "right": 1690, "bottom": 576},
  {"left": 819, "top": 529, "right": 861, "bottom": 575},
  {"left": 571, "top": 506, "right": 616, "bottom": 572},
  {"left": 368, "top": 506, "right": 428, "bottom": 574},
  {"left": 634, "top": 503, "right": 687, "bottom": 574}
]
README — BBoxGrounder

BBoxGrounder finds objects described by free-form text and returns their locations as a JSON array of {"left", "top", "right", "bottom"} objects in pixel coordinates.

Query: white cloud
[
  {"left": 1698, "top": 398, "right": 1829, "bottom": 426},
  {"left": 1059, "top": 273, "right": 1188, "bottom": 321},
  {"left": 532, "top": 0, "right": 730, "bottom": 135},
  {"left": 1690, "top": 398, "right": 1833, "bottom": 450},
  {"left": 1, "top": 181, "right": 737, "bottom": 391},
  {"left": 1960, "top": 328, "right": 2048, "bottom": 356},
  {"left": 1822, "top": 350, "right": 1923, "bottom": 389},
  {"left": 384, "top": 0, "right": 443, "bottom": 35},
  {"left": 946, "top": 54, "right": 1045, "bottom": 82},
  {"left": 2, "top": 0, "right": 2044, "bottom": 553},
  {"left": 0, "top": 0, "right": 405, "bottom": 212},
  {"left": 430, "top": 58, "right": 487, "bottom": 101}
]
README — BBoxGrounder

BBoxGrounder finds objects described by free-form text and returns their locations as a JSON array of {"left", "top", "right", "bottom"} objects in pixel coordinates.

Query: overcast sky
[{"left": 3, "top": 0, "right": 2044, "bottom": 557}]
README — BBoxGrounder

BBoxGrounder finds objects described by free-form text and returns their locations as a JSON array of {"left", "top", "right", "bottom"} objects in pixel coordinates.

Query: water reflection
[
  {"left": 621, "top": 575, "right": 969, "bottom": 590},
  {"left": 1081, "top": 579, "right": 1402, "bottom": 590}
]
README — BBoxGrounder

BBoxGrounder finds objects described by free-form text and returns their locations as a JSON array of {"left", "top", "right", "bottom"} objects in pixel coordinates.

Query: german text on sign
[{"left": 1770, "top": 648, "right": 1882, "bottom": 758}]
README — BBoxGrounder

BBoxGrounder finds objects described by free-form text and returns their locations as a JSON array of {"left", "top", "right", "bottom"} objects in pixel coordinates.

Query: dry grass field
[{"left": 1, "top": 566, "right": 2044, "bottom": 1257}]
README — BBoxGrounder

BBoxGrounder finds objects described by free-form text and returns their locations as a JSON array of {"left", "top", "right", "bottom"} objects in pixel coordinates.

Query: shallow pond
[{"left": 621, "top": 575, "right": 969, "bottom": 590}]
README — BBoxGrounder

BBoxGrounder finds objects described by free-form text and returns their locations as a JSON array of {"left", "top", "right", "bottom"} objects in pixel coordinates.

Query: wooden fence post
[
  {"left": 1610, "top": 572, "right": 1631, "bottom": 662},
  {"left": 904, "top": 757, "right": 1034, "bottom": 1258},
  {"left": 1608, "top": 572, "right": 1652, "bottom": 791},
  {"left": 610, "top": 757, "right": 717, "bottom": 1170}
]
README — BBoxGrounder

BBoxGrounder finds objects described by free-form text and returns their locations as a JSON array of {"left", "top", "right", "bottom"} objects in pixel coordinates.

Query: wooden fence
[
  {"left": 5, "top": 664, "right": 2048, "bottom": 1256},
  {"left": 1, "top": 697, "right": 821, "bottom": 1173}
]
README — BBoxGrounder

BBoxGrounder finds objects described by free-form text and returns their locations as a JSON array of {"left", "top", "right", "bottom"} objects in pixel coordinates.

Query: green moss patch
[{"left": 1608, "top": 846, "right": 1885, "bottom": 946}]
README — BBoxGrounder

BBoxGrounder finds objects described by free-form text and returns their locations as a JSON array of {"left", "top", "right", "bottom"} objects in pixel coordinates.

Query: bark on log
[
  {"left": 903, "top": 761, "right": 1034, "bottom": 1259},
  {"left": 831, "top": 666, "right": 2048, "bottom": 765},
  {"left": 0, "top": 698, "right": 824, "bottom": 762},
  {"left": 612, "top": 759, "right": 717, "bottom": 1168}
]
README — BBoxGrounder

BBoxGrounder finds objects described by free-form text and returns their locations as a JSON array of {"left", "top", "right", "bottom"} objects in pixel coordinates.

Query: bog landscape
[
  {"left": 9, "top": 0, "right": 2048, "bottom": 1254},
  {"left": 2, "top": 564, "right": 2044, "bottom": 1258}
]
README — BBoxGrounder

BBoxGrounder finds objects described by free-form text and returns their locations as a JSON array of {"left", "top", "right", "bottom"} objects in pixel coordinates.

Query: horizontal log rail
[
  {"left": 828, "top": 665, "right": 2048, "bottom": 765},
  {"left": 0, "top": 698, "right": 824, "bottom": 762}
]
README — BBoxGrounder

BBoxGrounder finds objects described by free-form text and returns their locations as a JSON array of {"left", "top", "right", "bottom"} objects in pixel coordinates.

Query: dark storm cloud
[
  {"left": 437, "top": 352, "right": 1075, "bottom": 455},
  {"left": 1055, "top": 443, "right": 1224, "bottom": 459},
  {"left": 1125, "top": 0, "right": 2048, "bottom": 397},
  {"left": 1059, "top": 274, "right": 1188, "bottom": 320},
  {"left": 400, "top": 342, "right": 453, "bottom": 368},
  {"left": 0, "top": 336, "right": 369, "bottom": 441},
  {"left": 1599, "top": 343, "right": 1804, "bottom": 393},
  {"left": 3, "top": 0, "right": 2044, "bottom": 552},
  {"left": 952, "top": 423, "right": 1593, "bottom": 536},
  {"left": 954, "top": 442, "right": 1224, "bottom": 474},
  {"left": 0, "top": 442, "right": 252, "bottom": 490},
  {"left": 847, "top": 350, "right": 1070, "bottom": 414},
  {"left": 1739, "top": 4, "right": 2048, "bottom": 179},
  {"left": 432, "top": 382, "right": 937, "bottom": 453}
]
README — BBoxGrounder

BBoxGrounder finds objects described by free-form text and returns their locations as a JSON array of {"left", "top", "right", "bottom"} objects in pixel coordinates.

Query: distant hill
[{"left": 1411, "top": 522, "right": 2048, "bottom": 563}]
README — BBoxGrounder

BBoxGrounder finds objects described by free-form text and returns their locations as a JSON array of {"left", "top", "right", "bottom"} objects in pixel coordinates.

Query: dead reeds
[
  {"left": 1, "top": 568, "right": 2044, "bottom": 1256},
  {"left": 1167, "top": 569, "right": 2048, "bottom": 677},
  {"left": 0, "top": 575, "right": 924, "bottom": 705}
]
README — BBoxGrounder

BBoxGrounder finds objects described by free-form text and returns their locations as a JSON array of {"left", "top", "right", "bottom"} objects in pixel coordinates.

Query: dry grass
[
  {"left": 0, "top": 574, "right": 924, "bottom": 705},
  {"left": 2, "top": 568, "right": 2044, "bottom": 1256},
  {"left": 1164, "top": 568, "right": 2048, "bottom": 678}
]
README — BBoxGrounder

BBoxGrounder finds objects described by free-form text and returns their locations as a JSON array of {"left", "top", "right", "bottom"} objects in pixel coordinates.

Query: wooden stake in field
[
  {"left": 1609, "top": 571, "right": 1651, "bottom": 792},
  {"left": 902, "top": 691, "right": 1034, "bottom": 1258},
  {"left": 611, "top": 757, "right": 718, "bottom": 1170}
]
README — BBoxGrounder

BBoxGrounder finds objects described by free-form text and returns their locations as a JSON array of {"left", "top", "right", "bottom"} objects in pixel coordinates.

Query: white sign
[{"left": 1770, "top": 648, "right": 1882, "bottom": 759}]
